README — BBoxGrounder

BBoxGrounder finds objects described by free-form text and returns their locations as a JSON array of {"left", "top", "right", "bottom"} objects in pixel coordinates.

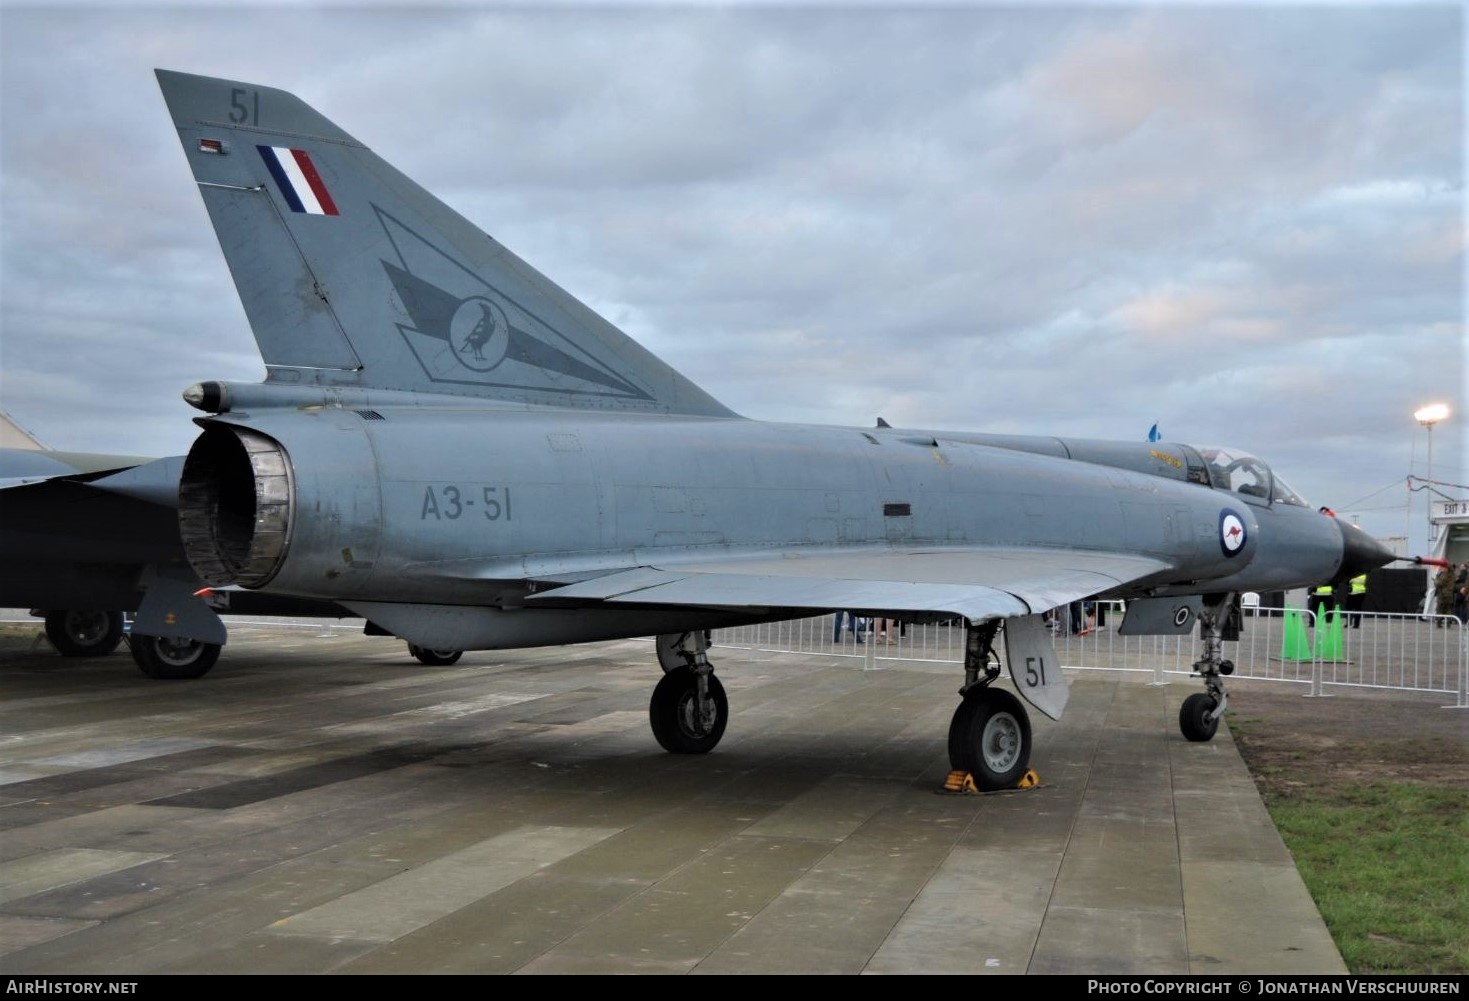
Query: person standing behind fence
[
  {"left": 1308, "top": 582, "right": 1335, "bottom": 619},
  {"left": 1345, "top": 573, "right": 1367, "bottom": 628},
  {"left": 1454, "top": 564, "right": 1469, "bottom": 625},
  {"left": 1433, "top": 565, "right": 1456, "bottom": 627},
  {"left": 833, "top": 610, "right": 865, "bottom": 644}
]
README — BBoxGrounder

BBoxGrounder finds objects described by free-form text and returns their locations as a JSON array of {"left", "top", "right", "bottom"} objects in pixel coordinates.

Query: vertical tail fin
[{"left": 155, "top": 69, "right": 736, "bottom": 417}]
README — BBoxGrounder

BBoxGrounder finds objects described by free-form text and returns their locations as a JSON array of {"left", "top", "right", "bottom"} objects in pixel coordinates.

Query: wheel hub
[
  {"left": 678, "top": 693, "right": 715, "bottom": 738},
  {"left": 65, "top": 611, "right": 111, "bottom": 644},
  {"left": 153, "top": 637, "right": 203, "bottom": 666},
  {"left": 982, "top": 712, "right": 1021, "bottom": 771}
]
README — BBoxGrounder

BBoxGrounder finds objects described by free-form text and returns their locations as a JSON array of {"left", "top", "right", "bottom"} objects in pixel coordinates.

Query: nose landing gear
[
  {"left": 1180, "top": 594, "right": 1236, "bottom": 742},
  {"left": 650, "top": 631, "right": 727, "bottom": 754}
]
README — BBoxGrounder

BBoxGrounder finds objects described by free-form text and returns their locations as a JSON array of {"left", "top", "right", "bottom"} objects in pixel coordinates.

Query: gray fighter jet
[
  {"left": 0, "top": 444, "right": 224, "bottom": 675},
  {"left": 0, "top": 442, "right": 360, "bottom": 676},
  {"left": 152, "top": 70, "right": 1398, "bottom": 788}
]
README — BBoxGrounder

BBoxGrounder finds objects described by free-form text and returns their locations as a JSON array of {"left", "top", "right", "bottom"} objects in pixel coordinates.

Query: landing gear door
[
  {"left": 1004, "top": 614, "right": 1068, "bottom": 721},
  {"left": 133, "top": 564, "right": 227, "bottom": 645},
  {"left": 1118, "top": 596, "right": 1203, "bottom": 636}
]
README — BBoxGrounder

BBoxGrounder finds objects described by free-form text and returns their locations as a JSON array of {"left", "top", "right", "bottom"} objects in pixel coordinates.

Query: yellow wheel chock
[
  {"left": 943, "top": 770, "right": 978, "bottom": 793},
  {"left": 941, "top": 768, "right": 1040, "bottom": 794}
]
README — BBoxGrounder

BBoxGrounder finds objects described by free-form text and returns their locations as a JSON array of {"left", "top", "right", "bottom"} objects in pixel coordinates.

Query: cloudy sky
[{"left": 0, "top": 1, "right": 1462, "bottom": 548}]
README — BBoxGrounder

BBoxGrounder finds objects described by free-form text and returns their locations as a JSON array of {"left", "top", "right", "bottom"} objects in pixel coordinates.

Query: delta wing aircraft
[
  {"left": 152, "top": 69, "right": 1398, "bottom": 789},
  {"left": 0, "top": 439, "right": 355, "bottom": 676},
  {"left": 0, "top": 443, "right": 226, "bottom": 675}
]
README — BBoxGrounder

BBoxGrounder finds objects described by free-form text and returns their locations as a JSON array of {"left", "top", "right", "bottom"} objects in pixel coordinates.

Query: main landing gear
[
  {"left": 39, "top": 610, "right": 220, "bottom": 679},
  {"left": 129, "top": 633, "right": 222, "bottom": 679},
  {"left": 43, "top": 610, "right": 125, "bottom": 657},
  {"left": 407, "top": 644, "right": 463, "bottom": 666},
  {"left": 650, "top": 631, "right": 727, "bottom": 754},
  {"left": 947, "top": 621, "right": 1033, "bottom": 791},
  {"left": 1180, "top": 594, "right": 1235, "bottom": 743}
]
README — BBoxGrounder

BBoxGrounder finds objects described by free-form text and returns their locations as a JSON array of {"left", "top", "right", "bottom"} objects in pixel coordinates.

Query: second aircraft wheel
[
  {"left": 649, "top": 667, "right": 728, "bottom": 754},
  {"left": 947, "top": 688, "right": 1032, "bottom": 790},
  {"left": 44, "top": 610, "right": 125, "bottom": 657},
  {"left": 408, "top": 644, "right": 463, "bottom": 666}
]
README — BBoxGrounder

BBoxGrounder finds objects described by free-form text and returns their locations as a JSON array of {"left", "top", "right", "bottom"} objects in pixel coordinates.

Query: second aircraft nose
[{"left": 1334, "top": 519, "right": 1398, "bottom": 583}]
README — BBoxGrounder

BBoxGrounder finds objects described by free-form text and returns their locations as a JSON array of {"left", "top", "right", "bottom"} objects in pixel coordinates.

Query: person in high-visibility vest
[
  {"left": 1308, "top": 582, "right": 1336, "bottom": 620},
  {"left": 1345, "top": 573, "right": 1368, "bottom": 629}
]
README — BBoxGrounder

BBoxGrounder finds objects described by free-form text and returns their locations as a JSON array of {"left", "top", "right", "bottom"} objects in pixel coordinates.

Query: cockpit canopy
[
  {"left": 908, "top": 432, "right": 1312, "bottom": 509},
  {"left": 1196, "top": 446, "right": 1309, "bottom": 508}
]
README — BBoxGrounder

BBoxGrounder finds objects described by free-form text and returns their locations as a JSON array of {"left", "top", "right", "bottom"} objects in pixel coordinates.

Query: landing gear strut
[
  {"left": 947, "top": 620, "right": 1032, "bottom": 790},
  {"left": 1180, "top": 594, "right": 1236, "bottom": 742},
  {"left": 650, "top": 631, "right": 727, "bottom": 754}
]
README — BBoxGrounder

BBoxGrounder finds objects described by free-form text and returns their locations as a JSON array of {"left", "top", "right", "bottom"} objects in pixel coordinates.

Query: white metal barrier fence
[
  {"left": 714, "top": 605, "right": 1469, "bottom": 708},
  {"left": 7, "top": 606, "right": 1465, "bottom": 707}
]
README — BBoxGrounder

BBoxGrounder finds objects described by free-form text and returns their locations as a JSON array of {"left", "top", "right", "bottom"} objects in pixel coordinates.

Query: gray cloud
[{"left": 0, "top": 2, "right": 1461, "bottom": 547}]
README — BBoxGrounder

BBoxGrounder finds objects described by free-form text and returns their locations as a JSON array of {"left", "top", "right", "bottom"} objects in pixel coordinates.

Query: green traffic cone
[
  {"left": 1280, "top": 608, "right": 1312, "bottom": 660},
  {"left": 1316, "top": 604, "right": 1344, "bottom": 661}
]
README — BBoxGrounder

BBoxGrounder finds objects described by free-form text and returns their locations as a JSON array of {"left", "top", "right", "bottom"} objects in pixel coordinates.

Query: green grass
[{"left": 1254, "top": 772, "right": 1469, "bottom": 974}]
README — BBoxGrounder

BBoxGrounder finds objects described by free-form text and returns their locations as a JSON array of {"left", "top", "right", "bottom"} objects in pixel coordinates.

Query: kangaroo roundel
[{"left": 1219, "top": 509, "right": 1247, "bottom": 557}]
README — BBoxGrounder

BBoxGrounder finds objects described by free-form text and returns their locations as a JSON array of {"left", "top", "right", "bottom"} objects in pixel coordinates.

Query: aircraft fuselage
[{"left": 180, "top": 404, "right": 1346, "bottom": 633}]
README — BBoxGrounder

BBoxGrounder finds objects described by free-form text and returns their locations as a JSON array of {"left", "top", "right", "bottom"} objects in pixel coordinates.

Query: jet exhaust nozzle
[{"left": 178, "top": 424, "right": 293, "bottom": 587}]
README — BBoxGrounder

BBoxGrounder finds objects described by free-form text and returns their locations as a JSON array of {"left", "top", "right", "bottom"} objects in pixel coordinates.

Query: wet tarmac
[{"left": 0, "top": 622, "right": 1345, "bottom": 975}]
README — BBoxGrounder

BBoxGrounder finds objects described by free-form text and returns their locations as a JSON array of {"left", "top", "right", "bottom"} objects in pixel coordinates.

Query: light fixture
[{"left": 1414, "top": 403, "right": 1451, "bottom": 554}]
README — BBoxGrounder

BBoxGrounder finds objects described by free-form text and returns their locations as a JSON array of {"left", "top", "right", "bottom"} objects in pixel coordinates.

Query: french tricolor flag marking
[{"left": 257, "top": 145, "right": 339, "bottom": 216}]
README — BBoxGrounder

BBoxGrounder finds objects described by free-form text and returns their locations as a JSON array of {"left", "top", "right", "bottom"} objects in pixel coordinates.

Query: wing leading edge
[{"left": 524, "top": 547, "right": 1173, "bottom": 623}]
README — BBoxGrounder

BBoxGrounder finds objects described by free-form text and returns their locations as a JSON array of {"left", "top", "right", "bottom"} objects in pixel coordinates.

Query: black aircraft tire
[
  {"left": 130, "top": 635, "right": 221, "bottom": 680},
  {"left": 44, "top": 610, "right": 125, "bottom": 658},
  {"left": 947, "top": 688, "right": 1032, "bottom": 790},
  {"left": 946, "top": 697, "right": 979, "bottom": 773},
  {"left": 649, "top": 667, "right": 727, "bottom": 754},
  {"left": 408, "top": 644, "right": 463, "bottom": 666},
  {"left": 1179, "top": 693, "right": 1220, "bottom": 742}
]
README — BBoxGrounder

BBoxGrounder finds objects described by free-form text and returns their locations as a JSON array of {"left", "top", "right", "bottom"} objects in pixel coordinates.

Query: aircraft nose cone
[{"left": 1334, "top": 519, "right": 1397, "bottom": 583}]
